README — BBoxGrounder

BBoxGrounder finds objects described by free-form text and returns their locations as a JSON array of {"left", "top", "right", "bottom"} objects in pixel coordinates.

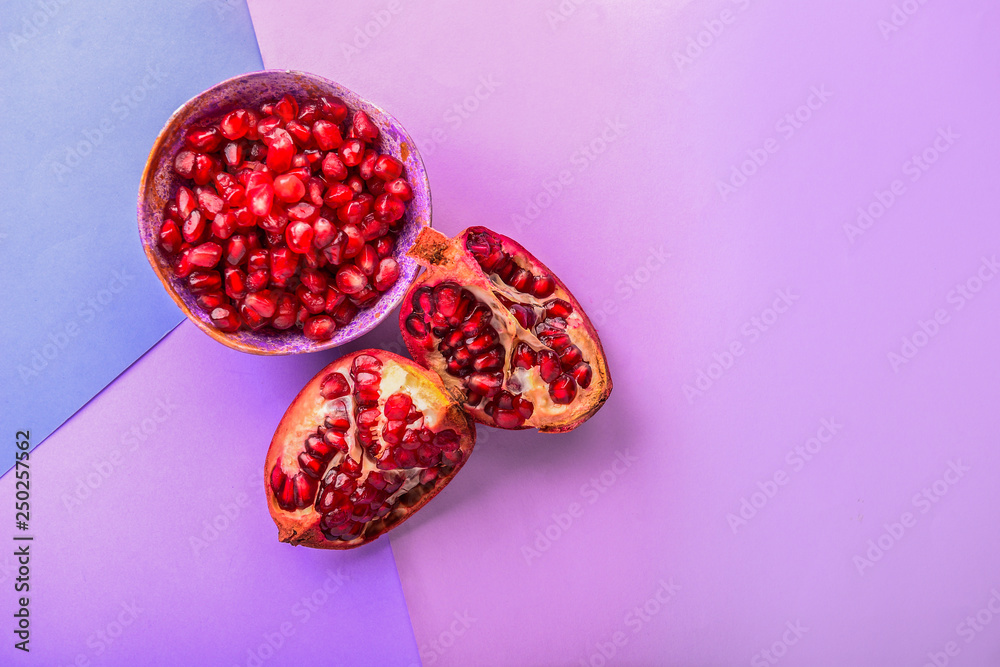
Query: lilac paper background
[
  {"left": 248, "top": 0, "right": 1000, "bottom": 665},
  {"left": 0, "top": 321, "right": 419, "bottom": 665}
]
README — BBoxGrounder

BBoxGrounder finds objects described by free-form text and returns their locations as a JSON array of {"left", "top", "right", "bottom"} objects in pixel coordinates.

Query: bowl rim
[{"left": 137, "top": 69, "right": 431, "bottom": 355}]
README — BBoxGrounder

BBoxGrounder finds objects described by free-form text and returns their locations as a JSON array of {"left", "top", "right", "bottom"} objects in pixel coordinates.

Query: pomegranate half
[
  {"left": 266, "top": 349, "right": 475, "bottom": 549},
  {"left": 400, "top": 226, "right": 612, "bottom": 432}
]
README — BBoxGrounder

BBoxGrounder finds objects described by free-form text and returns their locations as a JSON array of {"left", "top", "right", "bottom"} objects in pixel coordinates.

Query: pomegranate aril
[
  {"left": 538, "top": 349, "right": 561, "bottom": 383},
  {"left": 374, "top": 193, "right": 405, "bottom": 223},
  {"left": 272, "top": 293, "right": 297, "bottom": 329},
  {"left": 219, "top": 110, "right": 250, "bottom": 140},
  {"left": 473, "top": 347, "right": 504, "bottom": 372},
  {"left": 313, "top": 217, "right": 337, "bottom": 249},
  {"left": 508, "top": 268, "right": 533, "bottom": 293},
  {"left": 493, "top": 409, "right": 522, "bottom": 429},
  {"left": 384, "top": 178, "right": 413, "bottom": 201},
  {"left": 384, "top": 393, "right": 412, "bottom": 420},
  {"left": 185, "top": 127, "right": 222, "bottom": 152},
  {"left": 336, "top": 265, "right": 367, "bottom": 295},
  {"left": 405, "top": 314, "right": 428, "bottom": 338},
  {"left": 375, "top": 235, "right": 395, "bottom": 258},
  {"left": 285, "top": 120, "right": 312, "bottom": 147},
  {"left": 322, "top": 153, "right": 348, "bottom": 182},
  {"left": 351, "top": 245, "right": 375, "bottom": 278},
  {"left": 270, "top": 247, "right": 299, "bottom": 284},
  {"left": 339, "top": 139, "right": 364, "bottom": 167},
  {"left": 320, "top": 372, "right": 350, "bottom": 399},
  {"left": 192, "top": 153, "right": 215, "bottom": 185},
  {"left": 285, "top": 221, "right": 315, "bottom": 254},
  {"left": 467, "top": 372, "right": 502, "bottom": 397},
  {"left": 545, "top": 298, "right": 573, "bottom": 319},
  {"left": 510, "top": 304, "right": 535, "bottom": 329},
  {"left": 559, "top": 344, "right": 584, "bottom": 369},
  {"left": 353, "top": 110, "right": 379, "bottom": 141},
  {"left": 224, "top": 267, "right": 247, "bottom": 300},
  {"left": 311, "top": 119, "right": 343, "bottom": 151},
  {"left": 549, "top": 374, "right": 577, "bottom": 404},
  {"left": 182, "top": 210, "right": 206, "bottom": 244},
  {"left": 324, "top": 287, "right": 346, "bottom": 313},
  {"left": 273, "top": 173, "right": 305, "bottom": 203},
  {"left": 189, "top": 241, "right": 223, "bottom": 268},
  {"left": 570, "top": 362, "right": 593, "bottom": 389},
  {"left": 266, "top": 128, "right": 295, "bottom": 172},
  {"left": 298, "top": 452, "right": 325, "bottom": 479},
  {"left": 319, "top": 95, "right": 348, "bottom": 123},
  {"left": 359, "top": 150, "right": 378, "bottom": 180},
  {"left": 246, "top": 269, "right": 269, "bottom": 292},
  {"left": 303, "top": 315, "right": 336, "bottom": 341},
  {"left": 296, "top": 285, "right": 326, "bottom": 314},
  {"left": 210, "top": 305, "right": 241, "bottom": 332},
  {"left": 373, "top": 155, "right": 403, "bottom": 181},
  {"left": 274, "top": 94, "right": 298, "bottom": 122},
  {"left": 223, "top": 141, "right": 243, "bottom": 167},
  {"left": 159, "top": 219, "right": 183, "bottom": 253},
  {"left": 341, "top": 224, "right": 365, "bottom": 258},
  {"left": 330, "top": 300, "right": 358, "bottom": 327},
  {"left": 174, "top": 150, "right": 196, "bottom": 178}
]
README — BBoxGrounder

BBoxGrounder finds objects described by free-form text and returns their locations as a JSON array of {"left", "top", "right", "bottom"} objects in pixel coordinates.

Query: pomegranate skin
[
  {"left": 400, "top": 226, "right": 612, "bottom": 433},
  {"left": 265, "top": 350, "right": 476, "bottom": 549}
]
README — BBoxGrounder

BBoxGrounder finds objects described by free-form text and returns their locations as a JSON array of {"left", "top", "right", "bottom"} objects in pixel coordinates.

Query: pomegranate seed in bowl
[{"left": 138, "top": 70, "right": 430, "bottom": 355}]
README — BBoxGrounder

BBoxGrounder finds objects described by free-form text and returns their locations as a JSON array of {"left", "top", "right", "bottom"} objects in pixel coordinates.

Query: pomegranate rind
[
  {"left": 265, "top": 349, "right": 475, "bottom": 549},
  {"left": 400, "top": 226, "right": 612, "bottom": 433}
]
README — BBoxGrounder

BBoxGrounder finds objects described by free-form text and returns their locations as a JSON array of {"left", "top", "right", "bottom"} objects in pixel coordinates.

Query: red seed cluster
[
  {"left": 271, "top": 353, "right": 467, "bottom": 543},
  {"left": 158, "top": 94, "right": 412, "bottom": 340}
]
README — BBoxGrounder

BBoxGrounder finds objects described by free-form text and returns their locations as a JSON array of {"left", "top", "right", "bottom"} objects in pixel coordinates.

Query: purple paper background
[
  {"left": 246, "top": 0, "right": 1000, "bottom": 665},
  {"left": 4, "top": 0, "right": 1000, "bottom": 664}
]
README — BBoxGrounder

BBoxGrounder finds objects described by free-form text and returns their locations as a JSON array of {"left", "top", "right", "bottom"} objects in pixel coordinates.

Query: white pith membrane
[
  {"left": 267, "top": 352, "right": 471, "bottom": 547},
  {"left": 402, "top": 227, "right": 611, "bottom": 432}
]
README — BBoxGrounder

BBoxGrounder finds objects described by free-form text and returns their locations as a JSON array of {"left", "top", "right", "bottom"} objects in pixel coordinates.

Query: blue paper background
[{"left": 0, "top": 0, "right": 264, "bottom": 462}]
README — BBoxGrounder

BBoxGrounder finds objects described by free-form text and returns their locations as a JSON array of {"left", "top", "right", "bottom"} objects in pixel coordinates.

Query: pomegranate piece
[
  {"left": 399, "top": 227, "right": 612, "bottom": 433},
  {"left": 159, "top": 94, "right": 413, "bottom": 339},
  {"left": 265, "top": 350, "right": 475, "bottom": 549}
]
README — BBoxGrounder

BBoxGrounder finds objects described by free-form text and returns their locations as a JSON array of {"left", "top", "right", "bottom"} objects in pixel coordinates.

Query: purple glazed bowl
[{"left": 137, "top": 70, "right": 431, "bottom": 355}]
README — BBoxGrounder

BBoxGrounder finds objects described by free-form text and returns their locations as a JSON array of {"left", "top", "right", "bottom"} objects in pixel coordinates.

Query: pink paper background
[{"left": 248, "top": 0, "right": 1000, "bottom": 665}]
